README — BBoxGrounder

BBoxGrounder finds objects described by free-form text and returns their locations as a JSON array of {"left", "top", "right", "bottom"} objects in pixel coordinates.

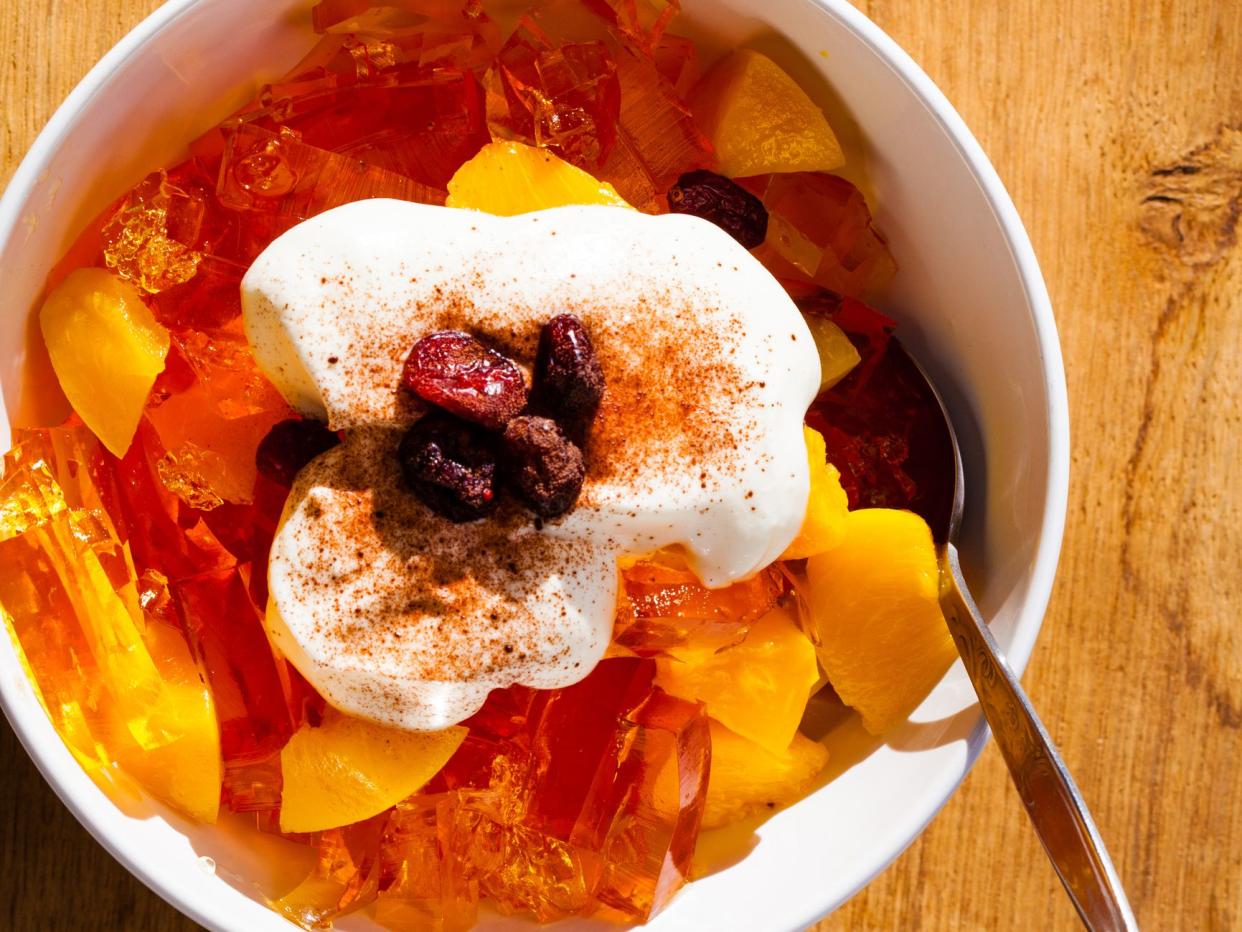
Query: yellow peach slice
[
  {"left": 690, "top": 50, "right": 844, "bottom": 178},
  {"left": 446, "top": 140, "right": 631, "bottom": 215},
  {"left": 655, "top": 605, "right": 818, "bottom": 754},
  {"left": 806, "top": 508, "right": 957, "bottom": 734},
  {"left": 280, "top": 709, "right": 466, "bottom": 833},
  {"left": 781, "top": 425, "right": 849, "bottom": 560},
  {"left": 703, "top": 720, "right": 828, "bottom": 829},
  {"left": 39, "top": 267, "right": 169, "bottom": 457}
]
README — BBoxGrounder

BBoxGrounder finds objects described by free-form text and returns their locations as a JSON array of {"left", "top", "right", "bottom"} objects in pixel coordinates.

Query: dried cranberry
[
  {"left": 667, "top": 169, "right": 769, "bottom": 248},
  {"left": 531, "top": 314, "right": 604, "bottom": 435},
  {"left": 398, "top": 412, "right": 499, "bottom": 522},
  {"left": 255, "top": 418, "right": 341, "bottom": 487},
  {"left": 500, "top": 416, "right": 585, "bottom": 519},
  {"left": 401, "top": 331, "right": 527, "bottom": 431}
]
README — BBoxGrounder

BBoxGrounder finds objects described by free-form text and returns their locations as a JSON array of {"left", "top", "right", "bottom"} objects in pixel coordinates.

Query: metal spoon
[{"left": 896, "top": 340, "right": 1138, "bottom": 931}]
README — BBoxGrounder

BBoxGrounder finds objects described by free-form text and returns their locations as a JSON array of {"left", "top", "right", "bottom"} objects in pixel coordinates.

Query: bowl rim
[{"left": 0, "top": 0, "right": 1069, "bottom": 929}]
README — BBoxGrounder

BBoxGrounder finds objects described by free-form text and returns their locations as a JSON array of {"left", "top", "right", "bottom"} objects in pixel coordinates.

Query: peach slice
[
  {"left": 655, "top": 605, "right": 818, "bottom": 754},
  {"left": 781, "top": 425, "right": 849, "bottom": 560},
  {"left": 806, "top": 508, "right": 957, "bottom": 734},
  {"left": 39, "top": 267, "right": 169, "bottom": 456},
  {"left": 805, "top": 315, "right": 861, "bottom": 392},
  {"left": 689, "top": 50, "right": 844, "bottom": 178},
  {"left": 702, "top": 720, "right": 828, "bottom": 829},
  {"left": 280, "top": 709, "right": 466, "bottom": 833},
  {"left": 446, "top": 140, "right": 631, "bottom": 215}
]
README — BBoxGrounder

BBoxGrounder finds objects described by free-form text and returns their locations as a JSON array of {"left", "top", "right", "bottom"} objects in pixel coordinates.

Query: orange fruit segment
[
  {"left": 655, "top": 605, "right": 818, "bottom": 754},
  {"left": 446, "top": 140, "right": 631, "bottom": 215},
  {"left": 39, "top": 267, "right": 169, "bottom": 457},
  {"left": 689, "top": 50, "right": 844, "bottom": 178},
  {"left": 804, "top": 315, "right": 861, "bottom": 392},
  {"left": 280, "top": 709, "right": 466, "bottom": 833},
  {"left": 806, "top": 508, "right": 957, "bottom": 734},
  {"left": 781, "top": 425, "right": 849, "bottom": 560},
  {"left": 702, "top": 720, "right": 828, "bottom": 829}
]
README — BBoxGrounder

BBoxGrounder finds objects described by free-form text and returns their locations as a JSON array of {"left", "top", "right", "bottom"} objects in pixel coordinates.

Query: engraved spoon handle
[{"left": 939, "top": 542, "right": 1139, "bottom": 932}]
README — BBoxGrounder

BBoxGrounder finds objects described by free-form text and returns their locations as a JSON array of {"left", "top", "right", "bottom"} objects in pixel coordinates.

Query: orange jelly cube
[
  {"left": 0, "top": 427, "right": 221, "bottom": 822},
  {"left": 376, "top": 794, "right": 480, "bottom": 932},
  {"left": 276, "top": 815, "right": 388, "bottom": 929},
  {"left": 614, "top": 555, "right": 787, "bottom": 655},
  {"left": 742, "top": 172, "right": 896, "bottom": 299},
  {"left": 377, "top": 660, "right": 709, "bottom": 925}
]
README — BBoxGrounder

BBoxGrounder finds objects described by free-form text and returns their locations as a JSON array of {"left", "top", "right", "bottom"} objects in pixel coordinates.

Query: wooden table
[{"left": 2, "top": 1, "right": 1238, "bottom": 929}]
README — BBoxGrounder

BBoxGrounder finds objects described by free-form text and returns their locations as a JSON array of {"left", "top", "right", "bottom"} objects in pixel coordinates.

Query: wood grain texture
[{"left": 1, "top": 1, "right": 1238, "bottom": 930}]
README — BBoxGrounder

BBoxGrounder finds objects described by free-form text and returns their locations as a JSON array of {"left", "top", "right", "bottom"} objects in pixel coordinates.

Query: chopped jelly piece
[
  {"left": 149, "top": 254, "right": 245, "bottom": 334},
  {"left": 276, "top": 815, "right": 388, "bottom": 929},
  {"left": 218, "top": 124, "right": 444, "bottom": 253},
  {"left": 652, "top": 32, "right": 698, "bottom": 98},
  {"left": 223, "top": 752, "right": 284, "bottom": 813},
  {"left": 0, "top": 428, "right": 221, "bottom": 822},
  {"left": 376, "top": 794, "right": 480, "bottom": 932},
  {"left": 595, "top": 44, "right": 712, "bottom": 210},
  {"left": 613, "top": 554, "right": 787, "bottom": 654},
  {"left": 145, "top": 324, "right": 294, "bottom": 509},
  {"left": 172, "top": 566, "right": 295, "bottom": 767},
  {"left": 102, "top": 170, "right": 203, "bottom": 293},
  {"left": 741, "top": 172, "right": 897, "bottom": 298},
  {"left": 238, "top": 63, "right": 488, "bottom": 188},
  {"left": 491, "top": 21, "right": 621, "bottom": 167},
  {"left": 404, "top": 659, "right": 709, "bottom": 923},
  {"left": 582, "top": 0, "right": 680, "bottom": 54},
  {"left": 93, "top": 420, "right": 237, "bottom": 582}
]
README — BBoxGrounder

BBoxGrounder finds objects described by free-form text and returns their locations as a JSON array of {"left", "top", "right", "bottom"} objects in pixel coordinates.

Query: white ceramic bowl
[{"left": 0, "top": 0, "right": 1068, "bottom": 929}]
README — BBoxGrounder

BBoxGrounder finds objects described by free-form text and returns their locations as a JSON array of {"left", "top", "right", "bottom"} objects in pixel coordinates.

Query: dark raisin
[
  {"left": 397, "top": 412, "right": 499, "bottom": 522},
  {"left": 500, "top": 416, "right": 585, "bottom": 519},
  {"left": 401, "top": 330, "right": 527, "bottom": 431},
  {"left": 667, "top": 169, "right": 769, "bottom": 248},
  {"left": 531, "top": 314, "right": 604, "bottom": 436},
  {"left": 255, "top": 418, "right": 341, "bottom": 487}
]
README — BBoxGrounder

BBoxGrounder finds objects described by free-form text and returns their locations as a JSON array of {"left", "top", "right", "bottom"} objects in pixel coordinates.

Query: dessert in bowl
[{"left": 0, "top": 0, "right": 1067, "bottom": 929}]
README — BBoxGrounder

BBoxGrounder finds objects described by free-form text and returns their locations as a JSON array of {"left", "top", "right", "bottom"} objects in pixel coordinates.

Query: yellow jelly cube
[
  {"left": 655, "top": 606, "right": 818, "bottom": 754},
  {"left": 280, "top": 709, "right": 466, "bottom": 833},
  {"left": 806, "top": 508, "right": 957, "bottom": 734},
  {"left": 781, "top": 425, "right": 849, "bottom": 560},
  {"left": 39, "top": 267, "right": 169, "bottom": 457},
  {"left": 690, "top": 50, "right": 844, "bottom": 178},
  {"left": 446, "top": 140, "right": 631, "bottom": 215},
  {"left": 703, "top": 720, "right": 828, "bottom": 829}
]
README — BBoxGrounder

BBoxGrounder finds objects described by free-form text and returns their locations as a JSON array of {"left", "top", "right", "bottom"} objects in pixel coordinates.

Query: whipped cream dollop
[{"left": 242, "top": 200, "right": 820, "bottom": 730}]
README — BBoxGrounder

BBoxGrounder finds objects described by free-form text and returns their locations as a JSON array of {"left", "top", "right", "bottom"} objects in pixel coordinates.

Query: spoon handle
[{"left": 938, "top": 543, "right": 1138, "bottom": 931}]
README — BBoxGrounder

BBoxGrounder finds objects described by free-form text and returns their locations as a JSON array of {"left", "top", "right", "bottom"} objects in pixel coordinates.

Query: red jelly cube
[
  {"left": 240, "top": 63, "right": 488, "bottom": 188},
  {"left": 596, "top": 44, "right": 712, "bottom": 211},
  {"left": 742, "top": 172, "right": 897, "bottom": 299},
  {"left": 172, "top": 566, "right": 295, "bottom": 766},
  {"left": 491, "top": 21, "right": 621, "bottom": 168},
  {"left": 218, "top": 124, "right": 443, "bottom": 255}
]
